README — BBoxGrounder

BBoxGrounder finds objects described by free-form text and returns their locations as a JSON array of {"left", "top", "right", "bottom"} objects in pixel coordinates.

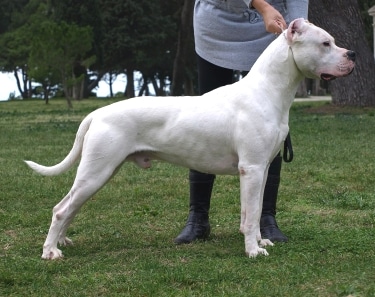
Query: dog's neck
[{"left": 242, "top": 34, "right": 304, "bottom": 114}]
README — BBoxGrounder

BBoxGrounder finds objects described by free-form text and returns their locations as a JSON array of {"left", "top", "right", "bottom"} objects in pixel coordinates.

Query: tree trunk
[
  {"left": 158, "top": 75, "right": 166, "bottom": 96},
  {"left": 43, "top": 84, "right": 50, "bottom": 104},
  {"left": 125, "top": 69, "right": 135, "bottom": 98},
  {"left": 73, "top": 63, "right": 86, "bottom": 100},
  {"left": 88, "top": 70, "right": 106, "bottom": 95},
  {"left": 171, "top": 0, "right": 195, "bottom": 96},
  {"left": 14, "top": 68, "right": 30, "bottom": 99},
  {"left": 309, "top": 0, "right": 375, "bottom": 106},
  {"left": 72, "top": 79, "right": 84, "bottom": 100},
  {"left": 63, "top": 86, "right": 73, "bottom": 108},
  {"left": 61, "top": 75, "right": 73, "bottom": 108},
  {"left": 138, "top": 74, "right": 150, "bottom": 96},
  {"left": 151, "top": 77, "right": 161, "bottom": 96},
  {"left": 295, "top": 79, "right": 307, "bottom": 98}
]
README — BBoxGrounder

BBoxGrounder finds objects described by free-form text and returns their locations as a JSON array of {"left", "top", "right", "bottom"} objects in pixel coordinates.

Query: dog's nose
[{"left": 346, "top": 51, "right": 356, "bottom": 62}]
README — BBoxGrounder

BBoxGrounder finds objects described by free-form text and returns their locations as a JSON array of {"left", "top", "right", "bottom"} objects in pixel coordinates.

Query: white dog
[{"left": 25, "top": 19, "right": 355, "bottom": 260}]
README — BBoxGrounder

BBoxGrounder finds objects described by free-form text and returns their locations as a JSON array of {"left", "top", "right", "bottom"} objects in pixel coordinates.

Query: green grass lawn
[{"left": 0, "top": 98, "right": 374, "bottom": 297}]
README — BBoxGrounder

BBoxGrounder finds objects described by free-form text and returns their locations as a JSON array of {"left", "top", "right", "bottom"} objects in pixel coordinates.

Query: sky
[
  {"left": 0, "top": 72, "right": 19, "bottom": 101},
  {"left": 0, "top": 72, "right": 128, "bottom": 101}
]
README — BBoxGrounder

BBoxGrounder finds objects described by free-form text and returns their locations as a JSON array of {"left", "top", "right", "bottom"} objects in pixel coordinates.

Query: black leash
[{"left": 283, "top": 132, "right": 293, "bottom": 163}]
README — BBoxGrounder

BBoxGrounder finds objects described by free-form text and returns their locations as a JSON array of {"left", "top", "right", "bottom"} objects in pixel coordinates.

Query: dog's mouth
[
  {"left": 320, "top": 66, "right": 355, "bottom": 81},
  {"left": 320, "top": 73, "right": 337, "bottom": 81}
]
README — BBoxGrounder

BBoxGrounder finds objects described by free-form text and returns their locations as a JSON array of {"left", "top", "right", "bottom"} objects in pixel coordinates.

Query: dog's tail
[{"left": 24, "top": 114, "right": 93, "bottom": 176}]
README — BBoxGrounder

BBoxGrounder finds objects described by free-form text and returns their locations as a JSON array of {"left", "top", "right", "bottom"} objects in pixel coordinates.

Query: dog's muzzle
[{"left": 321, "top": 50, "right": 356, "bottom": 81}]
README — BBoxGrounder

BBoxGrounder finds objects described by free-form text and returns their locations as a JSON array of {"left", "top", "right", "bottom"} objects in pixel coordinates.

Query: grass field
[{"left": 0, "top": 98, "right": 374, "bottom": 296}]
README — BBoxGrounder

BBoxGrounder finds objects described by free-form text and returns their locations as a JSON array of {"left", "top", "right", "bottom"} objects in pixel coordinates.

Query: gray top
[{"left": 194, "top": 0, "right": 309, "bottom": 71}]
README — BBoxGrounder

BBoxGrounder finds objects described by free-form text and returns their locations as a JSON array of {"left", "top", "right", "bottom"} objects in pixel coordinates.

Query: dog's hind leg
[
  {"left": 41, "top": 149, "right": 125, "bottom": 260},
  {"left": 42, "top": 192, "right": 77, "bottom": 259},
  {"left": 42, "top": 173, "right": 114, "bottom": 259},
  {"left": 41, "top": 127, "right": 132, "bottom": 260}
]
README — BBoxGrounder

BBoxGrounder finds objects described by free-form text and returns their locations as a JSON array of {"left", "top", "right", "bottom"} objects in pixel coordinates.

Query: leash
[{"left": 283, "top": 132, "right": 293, "bottom": 163}]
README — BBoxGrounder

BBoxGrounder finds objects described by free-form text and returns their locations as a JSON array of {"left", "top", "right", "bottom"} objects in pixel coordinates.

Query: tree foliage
[
  {"left": 49, "top": 0, "right": 104, "bottom": 97},
  {"left": 99, "top": 0, "right": 179, "bottom": 97},
  {"left": 28, "top": 16, "right": 94, "bottom": 106},
  {"left": 0, "top": 0, "right": 38, "bottom": 98}
]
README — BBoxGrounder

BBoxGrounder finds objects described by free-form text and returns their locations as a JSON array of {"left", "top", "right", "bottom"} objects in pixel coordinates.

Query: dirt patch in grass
[{"left": 303, "top": 103, "right": 375, "bottom": 116}]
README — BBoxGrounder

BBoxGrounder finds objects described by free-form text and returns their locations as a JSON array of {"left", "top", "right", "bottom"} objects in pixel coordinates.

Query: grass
[{"left": 0, "top": 98, "right": 374, "bottom": 296}]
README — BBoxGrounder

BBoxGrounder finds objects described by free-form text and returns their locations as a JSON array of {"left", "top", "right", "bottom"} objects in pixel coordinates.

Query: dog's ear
[{"left": 286, "top": 18, "right": 308, "bottom": 45}]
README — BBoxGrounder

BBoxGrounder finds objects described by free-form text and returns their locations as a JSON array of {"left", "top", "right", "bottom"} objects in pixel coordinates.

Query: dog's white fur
[{"left": 25, "top": 19, "right": 355, "bottom": 260}]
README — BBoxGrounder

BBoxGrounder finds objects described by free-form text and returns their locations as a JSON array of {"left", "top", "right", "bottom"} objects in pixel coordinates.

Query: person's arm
[{"left": 243, "top": 0, "right": 287, "bottom": 34}]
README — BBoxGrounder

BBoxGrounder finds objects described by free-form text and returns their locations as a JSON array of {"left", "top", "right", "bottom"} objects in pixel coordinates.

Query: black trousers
[{"left": 197, "top": 55, "right": 237, "bottom": 95}]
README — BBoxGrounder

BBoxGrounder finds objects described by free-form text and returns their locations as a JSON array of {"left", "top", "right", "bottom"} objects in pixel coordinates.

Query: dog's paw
[
  {"left": 59, "top": 237, "right": 73, "bottom": 246},
  {"left": 246, "top": 247, "right": 269, "bottom": 258},
  {"left": 259, "top": 239, "right": 274, "bottom": 247},
  {"left": 42, "top": 247, "right": 63, "bottom": 260}
]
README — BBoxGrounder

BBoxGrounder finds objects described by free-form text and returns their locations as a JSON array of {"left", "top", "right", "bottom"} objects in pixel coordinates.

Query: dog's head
[{"left": 286, "top": 18, "right": 355, "bottom": 80}]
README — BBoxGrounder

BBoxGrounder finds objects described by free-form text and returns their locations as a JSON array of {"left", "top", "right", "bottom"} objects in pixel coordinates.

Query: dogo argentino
[{"left": 25, "top": 19, "right": 355, "bottom": 260}]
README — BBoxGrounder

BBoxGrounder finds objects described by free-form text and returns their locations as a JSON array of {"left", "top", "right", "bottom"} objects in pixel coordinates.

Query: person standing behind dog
[{"left": 174, "top": 0, "right": 309, "bottom": 244}]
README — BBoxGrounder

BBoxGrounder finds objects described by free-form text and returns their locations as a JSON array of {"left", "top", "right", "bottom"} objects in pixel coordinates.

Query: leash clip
[{"left": 283, "top": 132, "right": 293, "bottom": 163}]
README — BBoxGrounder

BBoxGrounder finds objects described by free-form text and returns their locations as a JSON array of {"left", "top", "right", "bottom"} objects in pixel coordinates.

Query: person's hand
[
  {"left": 261, "top": 6, "right": 287, "bottom": 33},
  {"left": 251, "top": 0, "right": 287, "bottom": 34}
]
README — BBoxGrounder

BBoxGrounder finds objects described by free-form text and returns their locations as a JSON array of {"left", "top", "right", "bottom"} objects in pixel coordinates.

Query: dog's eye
[{"left": 323, "top": 41, "right": 330, "bottom": 47}]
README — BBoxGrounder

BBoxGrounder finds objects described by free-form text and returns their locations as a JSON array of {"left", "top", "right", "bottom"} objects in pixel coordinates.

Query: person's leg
[
  {"left": 174, "top": 56, "right": 233, "bottom": 244},
  {"left": 196, "top": 55, "right": 235, "bottom": 94},
  {"left": 174, "top": 169, "right": 215, "bottom": 244},
  {"left": 260, "top": 153, "right": 288, "bottom": 242}
]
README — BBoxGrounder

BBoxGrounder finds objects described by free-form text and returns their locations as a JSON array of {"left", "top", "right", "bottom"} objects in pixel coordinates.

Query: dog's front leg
[{"left": 239, "top": 164, "right": 270, "bottom": 258}]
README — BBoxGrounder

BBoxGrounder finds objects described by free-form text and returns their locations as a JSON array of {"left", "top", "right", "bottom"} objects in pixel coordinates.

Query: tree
[
  {"left": 0, "top": 28, "right": 32, "bottom": 99},
  {"left": 309, "top": 0, "right": 375, "bottom": 106},
  {"left": 1, "top": 0, "right": 182, "bottom": 100},
  {"left": 29, "top": 17, "right": 94, "bottom": 107},
  {"left": 0, "top": 0, "right": 29, "bottom": 41},
  {"left": 100, "top": 0, "right": 177, "bottom": 98},
  {"left": 49, "top": 0, "right": 104, "bottom": 97},
  {"left": 171, "top": 0, "right": 196, "bottom": 96},
  {"left": 28, "top": 58, "right": 60, "bottom": 103},
  {"left": 0, "top": 0, "right": 36, "bottom": 99},
  {"left": 101, "top": 71, "right": 120, "bottom": 98},
  {"left": 358, "top": 0, "right": 374, "bottom": 50}
]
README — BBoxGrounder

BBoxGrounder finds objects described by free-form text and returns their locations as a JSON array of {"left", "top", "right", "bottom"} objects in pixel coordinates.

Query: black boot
[
  {"left": 174, "top": 170, "right": 215, "bottom": 244},
  {"left": 260, "top": 155, "right": 288, "bottom": 242}
]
